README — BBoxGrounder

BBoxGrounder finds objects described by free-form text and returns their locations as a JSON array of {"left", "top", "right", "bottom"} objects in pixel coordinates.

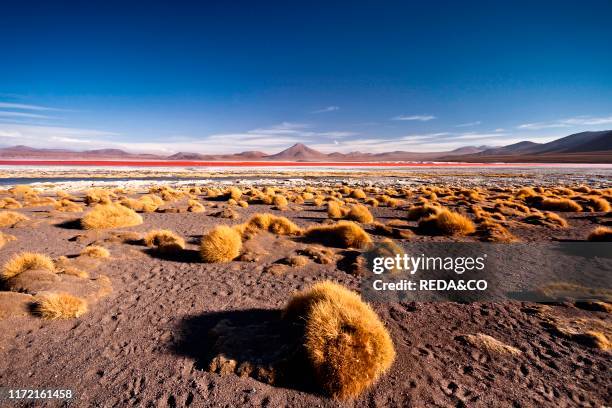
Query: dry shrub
[
  {"left": 581, "top": 196, "right": 611, "bottom": 212},
  {"left": 33, "top": 293, "right": 88, "bottom": 319},
  {"left": 85, "top": 188, "right": 114, "bottom": 205},
  {"left": 2, "top": 252, "right": 55, "bottom": 280},
  {"left": 9, "top": 185, "right": 35, "bottom": 197},
  {"left": 81, "top": 203, "right": 143, "bottom": 229},
  {"left": 284, "top": 254, "right": 309, "bottom": 267},
  {"left": 284, "top": 281, "right": 395, "bottom": 399},
  {"left": 327, "top": 201, "right": 343, "bottom": 219},
  {"left": 302, "top": 192, "right": 314, "bottom": 200},
  {"left": 144, "top": 229, "right": 186, "bottom": 253},
  {"left": 538, "top": 198, "right": 583, "bottom": 212},
  {"left": 523, "top": 211, "right": 568, "bottom": 228},
  {"left": 24, "top": 195, "right": 57, "bottom": 207},
  {"left": 55, "top": 198, "right": 84, "bottom": 212},
  {"left": 228, "top": 187, "right": 242, "bottom": 200},
  {"left": 418, "top": 209, "right": 475, "bottom": 236},
  {"left": 273, "top": 194, "right": 289, "bottom": 209},
  {"left": 237, "top": 200, "right": 249, "bottom": 208},
  {"left": 54, "top": 256, "right": 89, "bottom": 278},
  {"left": 364, "top": 198, "right": 379, "bottom": 207},
  {"left": 0, "top": 231, "right": 16, "bottom": 249},
  {"left": 587, "top": 226, "right": 612, "bottom": 242},
  {"left": 350, "top": 189, "right": 367, "bottom": 199},
  {"left": 200, "top": 225, "right": 242, "bottom": 263},
  {"left": 573, "top": 185, "right": 591, "bottom": 194},
  {"left": 187, "top": 199, "right": 206, "bottom": 213},
  {"left": 80, "top": 245, "right": 110, "bottom": 258},
  {"left": 515, "top": 187, "right": 538, "bottom": 198},
  {"left": 346, "top": 204, "right": 374, "bottom": 224},
  {"left": 313, "top": 197, "right": 325, "bottom": 207},
  {"left": 0, "top": 211, "right": 29, "bottom": 227},
  {"left": 0, "top": 197, "right": 22, "bottom": 209},
  {"left": 476, "top": 220, "right": 518, "bottom": 242},
  {"left": 241, "top": 213, "right": 302, "bottom": 237},
  {"left": 458, "top": 333, "right": 521, "bottom": 355},
  {"left": 406, "top": 203, "right": 441, "bottom": 221},
  {"left": 304, "top": 221, "right": 372, "bottom": 249}
]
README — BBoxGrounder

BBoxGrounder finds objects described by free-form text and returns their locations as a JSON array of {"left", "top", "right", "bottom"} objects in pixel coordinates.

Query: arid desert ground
[{"left": 0, "top": 167, "right": 610, "bottom": 407}]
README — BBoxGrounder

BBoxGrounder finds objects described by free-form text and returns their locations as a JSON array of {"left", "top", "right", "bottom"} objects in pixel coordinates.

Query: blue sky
[{"left": 1, "top": 0, "right": 611, "bottom": 154}]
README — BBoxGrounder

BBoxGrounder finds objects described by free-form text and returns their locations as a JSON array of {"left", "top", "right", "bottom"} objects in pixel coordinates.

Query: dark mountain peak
[{"left": 268, "top": 143, "right": 327, "bottom": 160}]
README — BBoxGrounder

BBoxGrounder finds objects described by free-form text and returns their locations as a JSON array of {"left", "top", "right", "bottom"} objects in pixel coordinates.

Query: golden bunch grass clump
[
  {"left": 476, "top": 220, "right": 518, "bottom": 242},
  {"left": 84, "top": 188, "right": 114, "bottom": 205},
  {"left": 80, "top": 245, "right": 110, "bottom": 258},
  {"left": 523, "top": 211, "right": 568, "bottom": 228},
  {"left": 327, "top": 201, "right": 343, "bottom": 219},
  {"left": 24, "top": 196, "right": 57, "bottom": 207},
  {"left": 187, "top": 199, "right": 206, "bottom": 213},
  {"left": 0, "top": 211, "right": 29, "bottom": 227},
  {"left": 228, "top": 186, "right": 242, "bottom": 201},
  {"left": 537, "top": 197, "right": 583, "bottom": 212},
  {"left": 304, "top": 221, "right": 372, "bottom": 249},
  {"left": 581, "top": 196, "right": 611, "bottom": 212},
  {"left": 144, "top": 229, "right": 186, "bottom": 253},
  {"left": 345, "top": 204, "right": 374, "bottom": 224},
  {"left": 587, "top": 226, "right": 612, "bottom": 242},
  {"left": 2, "top": 252, "right": 55, "bottom": 280},
  {"left": 406, "top": 203, "right": 441, "bottom": 221},
  {"left": 237, "top": 200, "right": 249, "bottom": 208},
  {"left": 364, "top": 198, "right": 379, "bottom": 207},
  {"left": 313, "top": 197, "right": 325, "bottom": 207},
  {"left": 240, "top": 213, "right": 302, "bottom": 237},
  {"left": 0, "top": 197, "right": 23, "bottom": 209},
  {"left": 33, "top": 293, "right": 88, "bottom": 319},
  {"left": 284, "top": 281, "right": 395, "bottom": 399},
  {"left": 200, "top": 225, "right": 242, "bottom": 263},
  {"left": 81, "top": 203, "right": 143, "bottom": 229},
  {"left": 9, "top": 185, "right": 35, "bottom": 197},
  {"left": 273, "top": 194, "right": 289, "bottom": 209},
  {"left": 350, "top": 189, "right": 367, "bottom": 199},
  {"left": 418, "top": 209, "right": 475, "bottom": 236},
  {"left": 55, "top": 198, "right": 84, "bottom": 212}
]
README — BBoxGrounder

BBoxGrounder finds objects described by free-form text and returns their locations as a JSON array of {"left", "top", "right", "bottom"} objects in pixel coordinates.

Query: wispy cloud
[
  {"left": 0, "top": 102, "right": 64, "bottom": 111},
  {"left": 455, "top": 121, "right": 481, "bottom": 127},
  {"left": 0, "top": 111, "right": 55, "bottom": 119},
  {"left": 311, "top": 106, "right": 340, "bottom": 113},
  {"left": 392, "top": 114, "right": 436, "bottom": 121},
  {"left": 518, "top": 115, "right": 612, "bottom": 130}
]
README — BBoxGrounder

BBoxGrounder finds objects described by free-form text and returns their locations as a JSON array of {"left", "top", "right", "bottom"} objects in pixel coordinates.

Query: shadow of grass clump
[{"left": 171, "top": 309, "right": 316, "bottom": 393}]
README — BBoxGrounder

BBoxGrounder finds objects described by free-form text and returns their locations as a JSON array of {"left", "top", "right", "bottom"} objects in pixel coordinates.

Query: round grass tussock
[
  {"left": 0, "top": 211, "right": 29, "bottom": 227},
  {"left": 345, "top": 204, "right": 374, "bottom": 224},
  {"left": 417, "top": 209, "right": 475, "bottom": 236},
  {"left": 33, "top": 293, "right": 88, "bottom": 319},
  {"left": 80, "top": 245, "right": 110, "bottom": 258},
  {"left": 81, "top": 203, "right": 143, "bottom": 230},
  {"left": 144, "top": 229, "right": 186, "bottom": 253},
  {"left": 284, "top": 281, "right": 395, "bottom": 399},
  {"left": 200, "top": 225, "right": 242, "bottom": 263},
  {"left": 2, "top": 252, "right": 55, "bottom": 280},
  {"left": 304, "top": 221, "right": 372, "bottom": 249},
  {"left": 587, "top": 226, "right": 612, "bottom": 242}
]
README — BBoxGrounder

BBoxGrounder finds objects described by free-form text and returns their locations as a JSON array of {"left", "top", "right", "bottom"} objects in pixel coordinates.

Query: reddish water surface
[{"left": 0, "top": 160, "right": 610, "bottom": 168}]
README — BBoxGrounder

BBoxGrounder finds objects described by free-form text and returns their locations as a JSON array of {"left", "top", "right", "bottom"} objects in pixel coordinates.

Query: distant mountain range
[{"left": 0, "top": 130, "right": 610, "bottom": 163}]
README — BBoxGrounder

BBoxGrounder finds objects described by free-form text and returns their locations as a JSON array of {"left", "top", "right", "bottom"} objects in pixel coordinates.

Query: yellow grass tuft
[
  {"left": 2, "top": 252, "right": 55, "bottom": 280},
  {"left": 587, "top": 226, "right": 612, "bottom": 242},
  {"left": 80, "top": 245, "right": 110, "bottom": 258},
  {"left": 144, "top": 229, "right": 186, "bottom": 253},
  {"left": 284, "top": 281, "right": 395, "bottom": 399},
  {"left": 187, "top": 199, "right": 206, "bottom": 213},
  {"left": 55, "top": 199, "right": 84, "bottom": 212},
  {"left": 418, "top": 209, "right": 475, "bottom": 236},
  {"left": 345, "top": 204, "right": 374, "bottom": 224},
  {"left": 241, "top": 213, "right": 302, "bottom": 237},
  {"left": 273, "top": 194, "right": 289, "bottom": 209},
  {"left": 581, "top": 196, "right": 611, "bottom": 212},
  {"left": 200, "top": 225, "right": 242, "bottom": 263},
  {"left": 81, "top": 203, "right": 143, "bottom": 229},
  {"left": 33, "top": 293, "right": 88, "bottom": 319},
  {"left": 9, "top": 185, "right": 35, "bottom": 197},
  {"left": 228, "top": 186, "right": 242, "bottom": 200},
  {"left": 406, "top": 203, "right": 441, "bottom": 221},
  {"left": 0, "top": 211, "right": 29, "bottom": 227},
  {"left": 304, "top": 220, "right": 372, "bottom": 249},
  {"left": 327, "top": 201, "right": 343, "bottom": 219},
  {"left": 538, "top": 198, "right": 583, "bottom": 212},
  {"left": 476, "top": 220, "right": 518, "bottom": 242},
  {"left": 350, "top": 189, "right": 367, "bottom": 199},
  {"left": 0, "top": 197, "right": 22, "bottom": 209}
]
